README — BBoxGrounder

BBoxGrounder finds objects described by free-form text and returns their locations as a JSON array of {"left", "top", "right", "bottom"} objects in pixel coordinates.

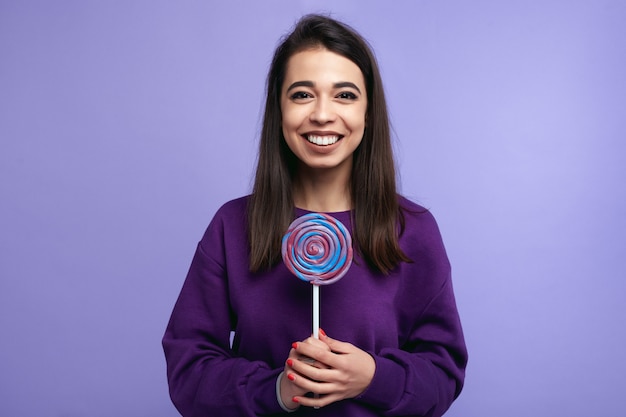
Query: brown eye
[
  {"left": 291, "top": 91, "right": 312, "bottom": 100},
  {"left": 337, "top": 92, "right": 357, "bottom": 100}
]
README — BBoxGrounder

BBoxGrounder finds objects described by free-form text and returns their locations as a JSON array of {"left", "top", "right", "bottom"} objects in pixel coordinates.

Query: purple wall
[{"left": 1, "top": 1, "right": 624, "bottom": 416}]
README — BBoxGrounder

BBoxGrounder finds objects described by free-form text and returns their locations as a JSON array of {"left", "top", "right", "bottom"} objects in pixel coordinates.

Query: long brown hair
[{"left": 248, "top": 14, "right": 410, "bottom": 274}]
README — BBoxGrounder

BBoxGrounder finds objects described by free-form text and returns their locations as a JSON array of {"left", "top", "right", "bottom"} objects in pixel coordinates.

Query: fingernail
[
  {"left": 286, "top": 359, "right": 293, "bottom": 367},
  {"left": 319, "top": 328, "right": 327, "bottom": 337},
  {"left": 288, "top": 374, "right": 296, "bottom": 381},
  {"left": 292, "top": 396, "right": 299, "bottom": 403},
  {"left": 292, "top": 342, "right": 298, "bottom": 349}
]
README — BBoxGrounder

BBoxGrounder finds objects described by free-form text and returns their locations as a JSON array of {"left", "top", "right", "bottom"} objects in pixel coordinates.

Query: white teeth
[{"left": 306, "top": 135, "right": 339, "bottom": 146}]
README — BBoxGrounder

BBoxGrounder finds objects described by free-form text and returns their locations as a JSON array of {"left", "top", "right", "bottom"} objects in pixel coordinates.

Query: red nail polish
[
  {"left": 292, "top": 396, "right": 299, "bottom": 403},
  {"left": 292, "top": 342, "right": 298, "bottom": 349},
  {"left": 319, "top": 328, "right": 327, "bottom": 337},
  {"left": 288, "top": 373, "right": 296, "bottom": 381},
  {"left": 286, "top": 359, "right": 293, "bottom": 367}
]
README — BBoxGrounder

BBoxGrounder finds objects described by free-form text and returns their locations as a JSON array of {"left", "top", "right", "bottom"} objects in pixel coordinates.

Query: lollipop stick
[
  {"left": 313, "top": 284, "right": 320, "bottom": 339},
  {"left": 312, "top": 283, "right": 321, "bottom": 406}
]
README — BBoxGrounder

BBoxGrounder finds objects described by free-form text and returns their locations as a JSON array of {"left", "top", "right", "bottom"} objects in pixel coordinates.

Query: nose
[{"left": 309, "top": 98, "right": 336, "bottom": 124}]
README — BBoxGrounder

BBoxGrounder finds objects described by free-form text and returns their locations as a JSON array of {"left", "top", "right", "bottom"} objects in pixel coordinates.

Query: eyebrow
[{"left": 286, "top": 80, "right": 362, "bottom": 94}]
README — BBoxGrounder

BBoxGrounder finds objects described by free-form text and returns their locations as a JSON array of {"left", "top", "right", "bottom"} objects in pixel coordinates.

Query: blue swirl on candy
[{"left": 281, "top": 213, "right": 353, "bottom": 285}]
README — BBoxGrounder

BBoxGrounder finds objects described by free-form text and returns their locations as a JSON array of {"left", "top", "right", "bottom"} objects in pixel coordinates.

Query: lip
[{"left": 304, "top": 130, "right": 343, "bottom": 136}]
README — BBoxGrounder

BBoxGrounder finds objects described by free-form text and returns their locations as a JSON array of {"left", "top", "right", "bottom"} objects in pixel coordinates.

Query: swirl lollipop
[{"left": 282, "top": 213, "right": 353, "bottom": 338}]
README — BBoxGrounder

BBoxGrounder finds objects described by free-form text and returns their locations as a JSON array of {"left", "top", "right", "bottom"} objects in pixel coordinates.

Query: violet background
[{"left": 1, "top": 1, "right": 625, "bottom": 416}]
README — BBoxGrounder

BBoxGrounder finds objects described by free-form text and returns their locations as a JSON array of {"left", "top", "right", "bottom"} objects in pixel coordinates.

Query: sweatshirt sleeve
[
  {"left": 162, "top": 214, "right": 285, "bottom": 416},
  {"left": 355, "top": 209, "right": 467, "bottom": 417}
]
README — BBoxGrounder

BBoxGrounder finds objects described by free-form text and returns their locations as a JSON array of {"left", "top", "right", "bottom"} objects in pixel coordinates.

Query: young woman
[{"left": 163, "top": 14, "right": 467, "bottom": 417}]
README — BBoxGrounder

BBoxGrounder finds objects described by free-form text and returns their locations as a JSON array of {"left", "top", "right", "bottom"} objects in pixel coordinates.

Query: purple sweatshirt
[{"left": 163, "top": 196, "right": 467, "bottom": 417}]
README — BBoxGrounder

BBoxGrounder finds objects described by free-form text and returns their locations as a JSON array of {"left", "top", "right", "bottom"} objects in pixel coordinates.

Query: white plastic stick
[
  {"left": 313, "top": 284, "right": 320, "bottom": 339},
  {"left": 312, "top": 284, "right": 321, "bottom": 405}
]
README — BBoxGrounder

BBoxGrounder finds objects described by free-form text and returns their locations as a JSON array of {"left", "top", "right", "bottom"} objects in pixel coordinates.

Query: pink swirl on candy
[{"left": 281, "top": 213, "right": 353, "bottom": 285}]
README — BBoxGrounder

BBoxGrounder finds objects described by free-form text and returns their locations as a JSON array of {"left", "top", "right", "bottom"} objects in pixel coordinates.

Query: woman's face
[{"left": 280, "top": 48, "right": 367, "bottom": 174}]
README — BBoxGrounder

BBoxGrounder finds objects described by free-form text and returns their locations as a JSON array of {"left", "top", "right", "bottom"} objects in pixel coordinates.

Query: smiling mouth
[{"left": 305, "top": 134, "right": 341, "bottom": 146}]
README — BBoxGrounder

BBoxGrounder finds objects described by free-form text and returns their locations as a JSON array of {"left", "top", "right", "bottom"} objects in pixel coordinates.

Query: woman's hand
[
  {"left": 279, "top": 336, "right": 330, "bottom": 410},
  {"left": 284, "top": 330, "right": 376, "bottom": 408}
]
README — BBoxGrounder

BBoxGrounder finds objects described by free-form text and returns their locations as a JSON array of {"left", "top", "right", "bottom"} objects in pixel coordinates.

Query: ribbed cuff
[
  {"left": 276, "top": 372, "right": 300, "bottom": 413},
  {"left": 355, "top": 354, "right": 405, "bottom": 408}
]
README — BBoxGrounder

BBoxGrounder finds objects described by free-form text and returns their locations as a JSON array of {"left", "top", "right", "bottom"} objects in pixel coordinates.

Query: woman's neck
[{"left": 292, "top": 165, "right": 352, "bottom": 213}]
